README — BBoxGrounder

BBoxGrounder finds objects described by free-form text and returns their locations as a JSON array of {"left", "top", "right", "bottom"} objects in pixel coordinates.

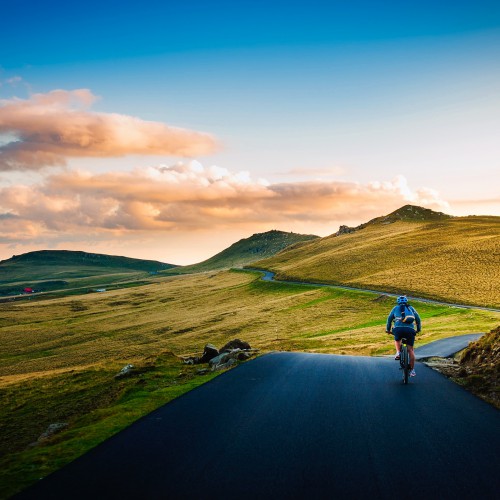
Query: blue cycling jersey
[{"left": 386, "top": 305, "right": 421, "bottom": 333}]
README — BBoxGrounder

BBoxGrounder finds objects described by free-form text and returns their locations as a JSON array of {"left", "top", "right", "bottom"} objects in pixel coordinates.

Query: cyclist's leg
[
  {"left": 392, "top": 328, "right": 404, "bottom": 357},
  {"left": 394, "top": 339, "right": 401, "bottom": 354},
  {"left": 408, "top": 345, "right": 415, "bottom": 369},
  {"left": 405, "top": 331, "right": 416, "bottom": 370}
]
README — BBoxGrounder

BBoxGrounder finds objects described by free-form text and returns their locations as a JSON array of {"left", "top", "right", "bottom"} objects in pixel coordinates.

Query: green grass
[
  {"left": 0, "top": 269, "right": 498, "bottom": 498},
  {"left": 0, "top": 353, "right": 219, "bottom": 499},
  {"left": 0, "top": 250, "right": 176, "bottom": 299}
]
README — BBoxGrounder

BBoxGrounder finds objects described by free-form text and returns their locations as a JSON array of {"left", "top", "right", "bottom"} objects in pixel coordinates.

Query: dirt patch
[
  {"left": 373, "top": 294, "right": 390, "bottom": 302},
  {"left": 69, "top": 301, "right": 88, "bottom": 312},
  {"left": 424, "top": 326, "right": 499, "bottom": 409}
]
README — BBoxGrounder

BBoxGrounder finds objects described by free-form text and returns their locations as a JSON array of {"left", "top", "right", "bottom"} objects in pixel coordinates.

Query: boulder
[
  {"left": 198, "top": 343, "right": 219, "bottom": 363},
  {"left": 209, "top": 352, "right": 230, "bottom": 367},
  {"left": 38, "top": 423, "right": 68, "bottom": 442},
  {"left": 212, "top": 357, "right": 237, "bottom": 371},
  {"left": 209, "top": 348, "right": 255, "bottom": 370},
  {"left": 220, "top": 339, "right": 251, "bottom": 353},
  {"left": 115, "top": 364, "right": 136, "bottom": 379}
]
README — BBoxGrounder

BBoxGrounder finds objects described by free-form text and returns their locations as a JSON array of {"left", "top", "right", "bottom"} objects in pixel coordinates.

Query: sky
[{"left": 1, "top": 0, "right": 499, "bottom": 264}]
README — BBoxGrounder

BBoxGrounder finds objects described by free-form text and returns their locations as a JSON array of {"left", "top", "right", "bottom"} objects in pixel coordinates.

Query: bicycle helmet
[{"left": 397, "top": 295, "right": 408, "bottom": 305}]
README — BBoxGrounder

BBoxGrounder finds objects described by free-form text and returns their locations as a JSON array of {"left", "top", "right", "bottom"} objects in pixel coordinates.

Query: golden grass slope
[
  {"left": 1, "top": 270, "right": 498, "bottom": 384},
  {"left": 254, "top": 216, "right": 500, "bottom": 308}
]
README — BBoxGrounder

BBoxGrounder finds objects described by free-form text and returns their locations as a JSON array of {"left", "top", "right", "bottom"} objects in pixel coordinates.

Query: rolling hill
[
  {"left": 0, "top": 250, "right": 177, "bottom": 296},
  {"left": 167, "top": 229, "right": 319, "bottom": 274},
  {"left": 252, "top": 205, "right": 500, "bottom": 308}
]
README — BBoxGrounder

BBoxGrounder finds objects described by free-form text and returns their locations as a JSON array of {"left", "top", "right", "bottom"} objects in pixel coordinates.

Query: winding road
[
  {"left": 247, "top": 269, "right": 500, "bottom": 313},
  {"left": 17, "top": 352, "right": 499, "bottom": 500},
  {"left": 250, "top": 268, "right": 488, "bottom": 357}
]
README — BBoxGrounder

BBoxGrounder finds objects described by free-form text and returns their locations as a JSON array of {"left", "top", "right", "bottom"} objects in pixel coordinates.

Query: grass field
[
  {"left": 254, "top": 216, "right": 500, "bottom": 308},
  {"left": 0, "top": 250, "right": 174, "bottom": 299},
  {"left": 1, "top": 270, "right": 499, "bottom": 497}
]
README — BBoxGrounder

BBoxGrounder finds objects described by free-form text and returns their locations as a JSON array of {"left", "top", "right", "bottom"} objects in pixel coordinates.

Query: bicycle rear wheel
[{"left": 401, "top": 343, "right": 409, "bottom": 384}]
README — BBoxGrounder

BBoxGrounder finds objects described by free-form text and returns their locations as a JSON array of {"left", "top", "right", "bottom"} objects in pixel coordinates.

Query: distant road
[
  {"left": 17, "top": 352, "right": 500, "bottom": 499},
  {"left": 414, "top": 333, "right": 483, "bottom": 359},
  {"left": 245, "top": 269, "right": 500, "bottom": 313}
]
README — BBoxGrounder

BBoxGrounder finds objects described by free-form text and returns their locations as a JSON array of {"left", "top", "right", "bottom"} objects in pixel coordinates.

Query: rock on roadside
[
  {"left": 220, "top": 339, "right": 251, "bottom": 353},
  {"left": 29, "top": 423, "right": 69, "bottom": 447},
  {"left": 115, "top": 364, "right": 136, "bottom": 379},
  {"left": 198, "top": 344, "right": 219, "bottom": 363},
  {"left": 182, "top": 339, "right": 258, "bottom": 371},
  {"left": 209, "top": 348, "right": 256, "bottom": 371}
]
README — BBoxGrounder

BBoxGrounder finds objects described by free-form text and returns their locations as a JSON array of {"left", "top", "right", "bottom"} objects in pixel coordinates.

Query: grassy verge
[{"left": 0, "top": 352, "right": 219, "bottom": 499}]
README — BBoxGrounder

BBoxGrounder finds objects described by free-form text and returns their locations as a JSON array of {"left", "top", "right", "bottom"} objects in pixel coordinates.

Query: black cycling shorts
[{"left": 392, "top": 326, "right": 416, "bottom": 346}]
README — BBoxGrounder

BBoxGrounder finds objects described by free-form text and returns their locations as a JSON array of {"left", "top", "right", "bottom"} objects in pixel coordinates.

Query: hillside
[
  {"left": 0, "top": 250, "right": 176, "bottom": 296},
  {"left": 253, "top": 205, "right": 500, "bottom": 308},
  {"left": 168, "top": 230, "right": 319, "bottom": 274},
  {"left": 450, "top": 326, "right": 499, "bottom": 408}
]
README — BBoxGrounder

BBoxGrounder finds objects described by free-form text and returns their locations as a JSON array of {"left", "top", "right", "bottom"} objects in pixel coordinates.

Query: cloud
[
  {"left": 0, "top": 89, "right": 218, "bottom": 171},
  {"left": 0, "top": 162, "right": 449, "bottom": 248},
  {"left": 0, "top": 76, "right": 27, "bottom": 90},
  {"left": 5, "top": 76, "right": 23, "bottom": 86}
]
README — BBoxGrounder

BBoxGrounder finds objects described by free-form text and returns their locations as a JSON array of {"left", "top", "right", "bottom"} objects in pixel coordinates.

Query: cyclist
[{"left": 386, "top": 295, "right": 421, "bottom": 377}]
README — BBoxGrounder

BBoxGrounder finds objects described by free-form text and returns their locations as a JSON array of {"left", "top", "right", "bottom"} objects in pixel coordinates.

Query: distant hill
[
  {"left": 2, "top": 250, "right": 175, "bottom": 272},
  {"left": 252, "top": 205, "right": 500, "bottom": 308},
  {"left": 0, "top": 250, "right": 177, "bottom": 296},
  {"left": 170, "top": 230, "right": 319, "bottom": 274},
  {"left": 364, "top": 204, "right": 452, "bottom": 224},
  {"left": 334, "top": 204, "right": 452, "bottom": 235}
]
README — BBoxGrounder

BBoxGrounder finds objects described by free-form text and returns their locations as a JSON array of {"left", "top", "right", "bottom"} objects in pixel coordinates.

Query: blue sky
[
  {"left": 3, "top": 0, "right": 500, "bottom": 66},
  {"left": 0, "top": 1, "right": 499, "bottom": 263}
]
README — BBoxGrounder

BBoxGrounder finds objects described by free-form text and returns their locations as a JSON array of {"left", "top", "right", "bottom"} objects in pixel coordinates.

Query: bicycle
[{"left": 399, "top": 337, "right": 410, "bottom": 384}]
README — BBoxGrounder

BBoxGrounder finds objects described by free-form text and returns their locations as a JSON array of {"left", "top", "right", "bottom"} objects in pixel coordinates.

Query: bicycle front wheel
[{"left": 401, "top": 343, "right": 409, "bottom": 384}]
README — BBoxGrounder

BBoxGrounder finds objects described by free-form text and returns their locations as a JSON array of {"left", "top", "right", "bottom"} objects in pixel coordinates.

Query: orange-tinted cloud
[
  {"left": 0, "top": 90, "right": 218, "bottom": 171},
  {"left": 0, "top": 162, "right": 448, "bottom": 244}
]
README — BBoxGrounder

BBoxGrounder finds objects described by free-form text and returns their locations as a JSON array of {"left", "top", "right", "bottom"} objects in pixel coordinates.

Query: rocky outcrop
[
  {"left": 209, "top": 347, "right": 256, "bottom": 371},
  {"left": 211, "top": 357, "right": 238, "bottom": 371},
  {"left": 198, "top": 344, "right": 219, "bottom": 363},
  {"left": 183, "top": 339, "right": 258, "bottom": 371},
  {"left": 363, "top": 205, "right": 452, "bottom": 227},
  {"left": 335, "top": 225, "right": 356, "bottom": 236},
  {"left": 220, "top": 339, "right": 251, "bottom": 352},
  {"left": 182, "top": 344, "right": 219, "bottom": 365},
  {"left": 334, "top": 205, "right": 453, "bottom": 238}
]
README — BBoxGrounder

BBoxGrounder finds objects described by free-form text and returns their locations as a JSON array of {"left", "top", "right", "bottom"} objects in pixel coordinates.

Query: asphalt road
[
  {"left": 17, "top": 352, "right": 499, "bottom": 500},
  {"left": 414, "top": 334, "right": 484, "bottom": 359}
]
